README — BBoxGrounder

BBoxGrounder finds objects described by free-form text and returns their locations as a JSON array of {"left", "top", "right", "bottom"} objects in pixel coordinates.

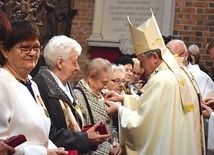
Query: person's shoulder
[
  {"left": 0, "top": 68, "right": 16, "bottom": 83},
  {"left": 150, "top": 69, "right": 177, "bottom": 85},
  {"left": 0, "top": 68, "right": 6, "bottom": 78},
  {"left": 156, "top": 69, "right": 176, "bottom": 79},
  {"left": 199, "top": 64, "right": 209, "bottom": 74},
  {"left": 188, "top": 64, "right": 200, "bottom": 71},
  {"left": 188, "top": 64, "right": 209, "bottom": 77},
  {"left": 196, "top": 68, "right": 212, "bottom": 80},
  {"left": 33, "top": 67, "right": 49, "bottom": 81}
]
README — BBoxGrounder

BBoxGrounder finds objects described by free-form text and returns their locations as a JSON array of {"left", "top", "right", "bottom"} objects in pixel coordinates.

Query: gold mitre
[
  {"left": 128, "top": 10, "right": 165, "bottom": 56},
  {"left": 127, "top": 11, "right": 196, "bottom": 113}
]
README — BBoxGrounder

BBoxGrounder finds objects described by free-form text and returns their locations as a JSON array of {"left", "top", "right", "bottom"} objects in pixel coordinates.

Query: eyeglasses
[
  {"left": 15, "top": 45, "right": 41, "bottom": 54},
  {"left": 178, "top": 51, "right": 186, "bottom": 56},
  {"left": 72, "top": 60, "right": 79, "bottom": 67},
  {"left": 111, "top": 79, "right": 126, "bottom": 85}
]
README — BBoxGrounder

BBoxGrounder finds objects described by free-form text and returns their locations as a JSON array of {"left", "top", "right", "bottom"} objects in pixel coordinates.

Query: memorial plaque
[{"left": 88, "top": 0, "right": 175, "bottom": 49}]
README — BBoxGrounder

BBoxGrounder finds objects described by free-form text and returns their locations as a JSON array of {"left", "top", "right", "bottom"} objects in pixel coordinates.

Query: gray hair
[
  {"left": 132, "top": 58, "right": 140, "bottom": 69},
  {"left": 188, "top": 44, "right": 200, "bottom": 53},
  {"left": 143, "top": 48, "right": 162, "bottom": 59},
  {"left": 111, "top": 63, "right": 126, "bottom": 76},
  {"left": 84, "top": 58, "right": 112, "bottom": 80},
  {"left": 44, "top": 35, "right": 82, "bottom": 69}
]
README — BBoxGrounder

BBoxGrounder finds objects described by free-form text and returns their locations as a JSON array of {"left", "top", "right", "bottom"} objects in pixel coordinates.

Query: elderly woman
[
  {"left": 74, "top": 58, "right": 122, "bottom": 155},
  {"left": 33, "top": 35, "right": 110, "bottom": 154},
  {"left": 106, "top": 64, "right": 126, "bottom": 94},
  {"left": 105, "top": 64, "right": 126, "bottom": 143},
  {"left": 114, "top": 56, "right": 134, "bottom": 95},
  {"left": 130, "top": 58, "right": 145, "bottom": 96},
  {"left": 0, "top": 20, "right": 67, "bottom": 155}
]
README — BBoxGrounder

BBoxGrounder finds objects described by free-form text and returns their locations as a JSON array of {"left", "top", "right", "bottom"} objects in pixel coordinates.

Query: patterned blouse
[{"left": 73, "top": 79, "right": 119, "bottom": 155}]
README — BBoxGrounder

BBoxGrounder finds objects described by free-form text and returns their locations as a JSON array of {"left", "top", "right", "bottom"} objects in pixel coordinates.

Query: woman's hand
[
  {"left": 86, "top": 122, "right": 111, "bottom": 146},
  {"left": 202, "top": 104, "right": 213, "bottom": 119},
  {"left": 0, "top": 141, "right": 15, "bottom": 155}
]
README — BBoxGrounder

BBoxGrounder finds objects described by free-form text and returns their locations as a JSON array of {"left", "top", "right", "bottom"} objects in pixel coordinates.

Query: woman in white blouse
[{"left": 0, "top": 20, "right": 67, "bottom": 155}]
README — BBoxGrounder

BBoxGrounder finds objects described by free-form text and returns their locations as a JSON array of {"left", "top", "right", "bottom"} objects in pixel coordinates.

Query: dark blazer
[{"left": 33, "top": 67, "right": 89, "bottom": 154}]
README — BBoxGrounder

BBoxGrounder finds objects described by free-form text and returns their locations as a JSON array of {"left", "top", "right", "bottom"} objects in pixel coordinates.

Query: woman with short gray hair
[{"left": 74, "top": 58, "right": 122, "bottom": 155}]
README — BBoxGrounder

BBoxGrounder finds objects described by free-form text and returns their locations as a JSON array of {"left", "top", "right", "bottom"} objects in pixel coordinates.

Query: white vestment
[
  {"left": 119, "top": 62, "right": 204, "bottom": 155},
  {"left": 187, "top": 63, "right": 214, "bottom": 99},
  {"left": 208, "top": 113, "right": 214, "bottom": 154}
]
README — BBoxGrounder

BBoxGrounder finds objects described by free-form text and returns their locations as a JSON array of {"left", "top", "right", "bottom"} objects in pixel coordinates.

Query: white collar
[{"left": 49, "top": 70, "right": 73, "bottom": 103}]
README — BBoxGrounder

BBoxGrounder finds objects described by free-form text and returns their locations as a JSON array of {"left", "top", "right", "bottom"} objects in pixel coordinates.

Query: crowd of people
[{"left": 0, "top": 8, "right": 214, "bottom": 155}]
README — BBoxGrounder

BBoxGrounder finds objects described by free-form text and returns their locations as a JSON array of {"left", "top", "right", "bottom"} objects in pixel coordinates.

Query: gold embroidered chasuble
[{"left": 119, "top": 62, "right": 205, "bottom": 155}]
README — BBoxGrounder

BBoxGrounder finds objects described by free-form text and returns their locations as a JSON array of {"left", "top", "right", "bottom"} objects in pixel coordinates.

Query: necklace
[{"left": 3, "top": 64, "right": 28, "bottom": 82}]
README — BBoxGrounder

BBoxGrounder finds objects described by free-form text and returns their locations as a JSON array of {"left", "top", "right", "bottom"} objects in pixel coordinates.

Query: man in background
[
  {"left": 188, "top": 43, "right": 209, "bottom": 74},
  {"left": 167, "top": 39, "right": 214, "bottom": 99}
]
